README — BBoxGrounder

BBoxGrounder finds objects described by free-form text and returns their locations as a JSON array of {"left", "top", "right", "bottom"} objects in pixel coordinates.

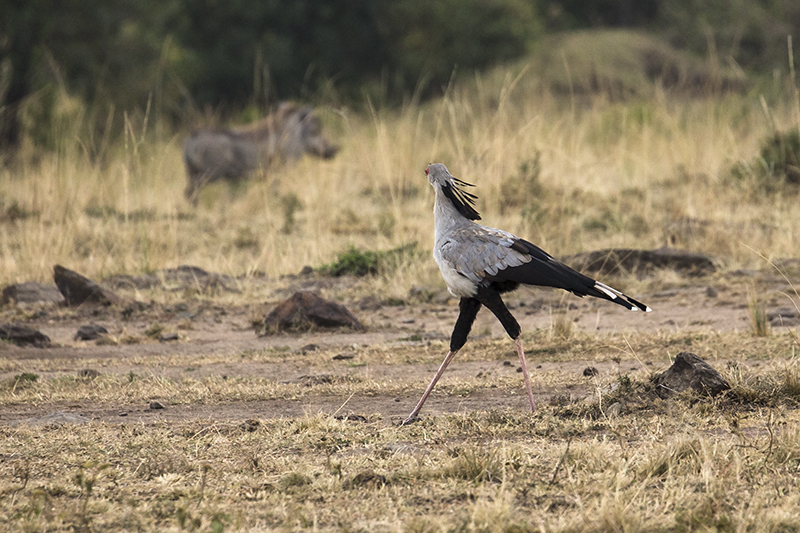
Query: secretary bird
[{"left": 403, "top": 163, "right": 651, "bottom": 424}]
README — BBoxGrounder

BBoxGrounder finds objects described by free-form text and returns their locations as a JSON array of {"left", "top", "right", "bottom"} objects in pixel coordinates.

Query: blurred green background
[{"left": 2, "top": 0, "right": 799, "bottom": 154}]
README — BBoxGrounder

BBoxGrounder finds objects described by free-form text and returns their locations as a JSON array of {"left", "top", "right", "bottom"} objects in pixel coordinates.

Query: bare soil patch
[{"left": 1, "top": 266, "right": 797, "bottom": 424}]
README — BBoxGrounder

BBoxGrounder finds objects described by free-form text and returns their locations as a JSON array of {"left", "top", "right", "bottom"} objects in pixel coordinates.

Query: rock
[
  {"left": 564, "top": 246, "right": 717, "bottom": 277},
  {"left": 653, "top": 352, "right": 730, "bottom": 397},
  {"left": 767, "top": 306, "right": 799, "bottom": 327},
  {"left": 103, "top": 265, "right": 239, "bottom": 293},
  {"left": 0, "top": 323, "right": 51, "bottom": 347},
  {"left": 160, "top": 265, "right": 238, "bottom": 293},
  {"left": 334, "top": 414, "right": 368, "bottom": 422},
  {"left": 54, "top": 265, "right": 121, "bottom": 306},
  {"left": 103, "top": 273, "right": 160, "bottom": 290},
  {"left": 11, "top": 412, "right": 91, "bottom": 426},
  {"left": 260, "top": 291, "right": 364, "bottom": 334},
  {"left": 1, "top": 282, "right": 65, "bottom": 305},
  {"left": 74, "top": 324, "right": 108, "bottom": 341}
]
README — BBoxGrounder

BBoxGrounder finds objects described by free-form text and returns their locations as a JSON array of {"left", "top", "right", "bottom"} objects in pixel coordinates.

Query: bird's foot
[{"left": 401, "top": 415, "right": 422, "bottom": 426}]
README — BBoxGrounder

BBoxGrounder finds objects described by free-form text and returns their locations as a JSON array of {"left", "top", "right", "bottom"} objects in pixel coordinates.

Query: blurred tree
[
  {"left": 8, "top": 0, "right": 798, "bottom": 157},
  {"left": 170, "top": 0, "right": 390, "bottom": 108},
  {"left": 378, "top": 0, "right": 540, "bottom": 97},
  {"left": 169, "top": 0, "right": 541, "bottom": 109},
  {"left": 543, "top": 0, "right": 658, "bottom": 29},
  {"left": 0, "top": 0, "right": 178, "bottom": 157},
  {"left": 655, "top": 0, "right": 800, "bottom": 72},
  {"left": 543, "top": 0, "right": 800, "bottom": 73}
]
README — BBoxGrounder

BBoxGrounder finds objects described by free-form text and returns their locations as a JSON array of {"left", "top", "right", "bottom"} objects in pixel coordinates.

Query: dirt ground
[{"left": 2, "top": 266, "right": 798, "bottom": 427}]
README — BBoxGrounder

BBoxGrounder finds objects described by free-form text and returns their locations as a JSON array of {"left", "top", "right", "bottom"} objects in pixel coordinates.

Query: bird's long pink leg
[
  {"left": 403, "top": 349, "right": 459, "bottom": 424},
  {"left": 515, "top": 337, "right": 536, "bottom": 412}
]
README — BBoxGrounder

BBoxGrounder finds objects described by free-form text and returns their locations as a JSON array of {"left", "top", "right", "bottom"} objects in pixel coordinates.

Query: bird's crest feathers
[{"left": 443, "top": 178, "right": 481, "bottom": 221}]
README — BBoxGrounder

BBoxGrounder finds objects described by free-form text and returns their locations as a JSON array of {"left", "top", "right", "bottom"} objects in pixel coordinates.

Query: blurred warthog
[{"left": 183, "top": 102, "right": 339, "bottom": 203}]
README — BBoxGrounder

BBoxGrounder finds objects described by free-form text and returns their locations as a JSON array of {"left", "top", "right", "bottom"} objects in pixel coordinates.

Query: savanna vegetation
[{"left": 3, "top": 1, "right": 800, "bottom": 531}]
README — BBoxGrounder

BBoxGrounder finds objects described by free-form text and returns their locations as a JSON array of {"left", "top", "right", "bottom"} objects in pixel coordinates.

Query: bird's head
[{"left": 426, "top": 163, "right": 481, "bottom": 221}]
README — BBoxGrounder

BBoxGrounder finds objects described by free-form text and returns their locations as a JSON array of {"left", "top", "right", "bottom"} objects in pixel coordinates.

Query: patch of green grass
[
  {"left": 319, "top": 242, "right": 420, "bottom": 277},
  {"left": 14, "top": 372, "right": 39, "bottom": 383}
]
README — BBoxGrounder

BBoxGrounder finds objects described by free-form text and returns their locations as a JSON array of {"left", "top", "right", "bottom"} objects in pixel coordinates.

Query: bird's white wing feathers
[{"left": 439, "top": 225, "right": 532, "bottom": 283}]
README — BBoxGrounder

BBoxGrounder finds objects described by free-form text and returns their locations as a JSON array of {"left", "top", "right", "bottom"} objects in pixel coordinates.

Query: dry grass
[
  {"left": 3, "top": 35, "right": 800, "bottom": 531},
  {"left": 2, "top": 324, "right": 800, "bottom": 531},
  {"left": 3, "top": 358, "right": 800, "bottom": 532},
  {"left": 2, "top": 50, "right": 800, "bottom": 299}
]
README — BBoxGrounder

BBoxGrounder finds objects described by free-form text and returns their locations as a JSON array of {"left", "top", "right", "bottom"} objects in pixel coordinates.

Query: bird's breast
[{"left": 434, "top": 242, "right": 478, "bottom": 298}]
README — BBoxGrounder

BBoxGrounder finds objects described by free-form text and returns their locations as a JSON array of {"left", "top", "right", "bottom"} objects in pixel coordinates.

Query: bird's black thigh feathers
[
  {"left": 450, "top": 297, "right": 482, "bottom": 352},
  {"left": 476, "top": 286, "right": 521, "bottom": 339},
  {"left": 450, "top": 286, "right": 522, "bottom": 353}
]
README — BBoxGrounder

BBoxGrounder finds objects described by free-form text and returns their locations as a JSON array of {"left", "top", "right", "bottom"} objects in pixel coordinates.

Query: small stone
[
  {"left": 767, "top": 307, "right": 798, "bottom": 320},
  {"left": 653, "top": 352, "right": 730, "bottom": 397},
  {"left": 1, "top": 282, "right": 65, "bottom": 305},
  {"left": 260, "top": 291, "right": 364, "bottom": 334},
  {"left": 74, "top": 324, "right": 108, "bottom": 341},
  {"left": 334, "top": 414, "right": 367, "bottom": 422},
  {"left": 11, "top": 412, "right": 90, "bottom": 426},
  {"left": 54, "top": 265, "right": 120, "bottom": 306},
  {"left": 502, "top": 361, "right": 512, "bottom": 366},
  {"left": 0, "top": 323, "right": 51, "bottom": 347}
]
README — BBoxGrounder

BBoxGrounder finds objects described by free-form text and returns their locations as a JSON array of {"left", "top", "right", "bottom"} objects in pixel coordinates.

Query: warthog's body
[{"left": 183, "top": 103, "right": 338, "bottom": 203}]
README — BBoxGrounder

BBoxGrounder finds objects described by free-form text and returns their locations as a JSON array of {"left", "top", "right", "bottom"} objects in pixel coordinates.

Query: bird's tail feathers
[{"left": 591, "top": 281, "right": 652, "bottom": 312}]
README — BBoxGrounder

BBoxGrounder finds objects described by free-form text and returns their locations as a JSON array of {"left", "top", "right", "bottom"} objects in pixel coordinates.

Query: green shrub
[
  {"left": 758, "top": 130, "right": 800, "bottom": 184},
  {"left": 320, "top": 243, "right": 420, "bottom": 277},
  {"left": 731, "top": 129, "right": 800, "bottom": 192}
]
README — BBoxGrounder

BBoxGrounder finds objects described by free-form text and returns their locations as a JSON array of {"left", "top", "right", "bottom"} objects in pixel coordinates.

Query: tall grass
[{"left": 2, "top": 58, "right": 799, "bottom": 297}]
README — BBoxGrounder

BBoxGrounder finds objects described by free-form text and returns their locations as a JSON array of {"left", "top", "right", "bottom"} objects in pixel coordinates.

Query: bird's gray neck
[{"left": 433, "top": 186, "right": 471, "bottom": 238}]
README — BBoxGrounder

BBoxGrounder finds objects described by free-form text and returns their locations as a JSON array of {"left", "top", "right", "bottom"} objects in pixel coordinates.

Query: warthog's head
[{"left": 279, "top": 104, "right": 339, "bottom": 160}]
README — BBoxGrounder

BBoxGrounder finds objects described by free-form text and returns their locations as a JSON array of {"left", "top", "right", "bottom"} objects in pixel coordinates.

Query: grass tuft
[
  {"left": 748, "top": 290, "right": 770, "bottom": 337},
  {"left": 444, "top": 447, "right": 504, "bottom": 484}
]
